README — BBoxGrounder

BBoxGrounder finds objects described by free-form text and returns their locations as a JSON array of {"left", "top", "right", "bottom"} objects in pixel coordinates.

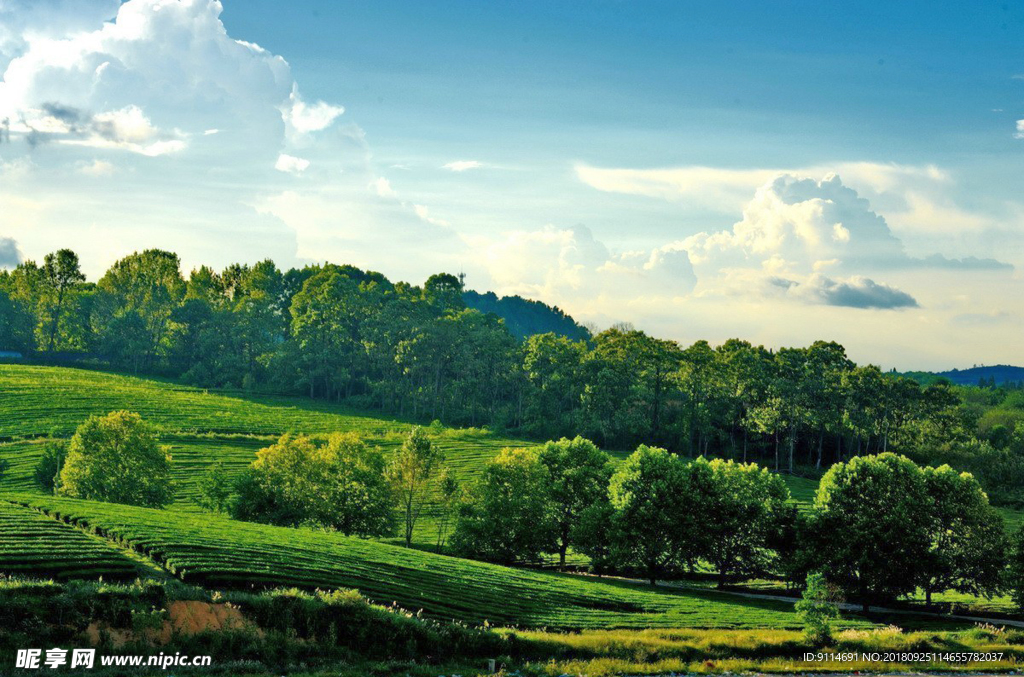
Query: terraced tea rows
[
  {"left": 0, "top": 502, "right": 138, "bottom": 580},
  {"left": 8, "top": 494, "right": 836, "bottom": 630}
]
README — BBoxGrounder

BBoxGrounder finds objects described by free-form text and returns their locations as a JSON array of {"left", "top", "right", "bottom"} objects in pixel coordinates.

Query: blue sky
[{"left": 1, "top": 0, "right": 1021, "bottom": 369}]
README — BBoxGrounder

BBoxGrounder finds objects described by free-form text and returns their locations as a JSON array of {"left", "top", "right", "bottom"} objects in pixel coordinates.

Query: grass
[
  {"left": 0, "top": 501, "right": 139, "bottom": 580},
  {"left": 5, "top": 492, "right": 853, "bottom": 631}
]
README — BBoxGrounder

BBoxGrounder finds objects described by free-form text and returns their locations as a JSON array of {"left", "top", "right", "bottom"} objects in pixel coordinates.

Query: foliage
[
  {"left": 232, "top": 433, "right": 394, "bottom": 537},
  {"left": 607, "top": 445, "right": 690, "bottom": 584},
  {"left": 58, "top": 410, "right": 173, "bottom": 507},
  {"left": 537, "top": 436, "right": 612, "bottom": 568},
  {"left": 33, "top": 439, "right": 67, "bottom": 493},
  {"left": 195, "top": 461, "right": 233, "bottom": 513},
  {"left": 806, "top": 453, "right": 935, "bottom": 608},
  {"left": 387, "top": 427, "right": 445, "bottom": 547},
  {"left": 687, "top": 457, "right": 793, "bottom": 587},
  {"left": 794, "top": 573, "right": 842, "bottom": 643},
  {"left": 451, "top": 448, "right": 555, "bottom": 564},
  {"left": 920, "top": 465, "right": 1007, "bottom": 603}
]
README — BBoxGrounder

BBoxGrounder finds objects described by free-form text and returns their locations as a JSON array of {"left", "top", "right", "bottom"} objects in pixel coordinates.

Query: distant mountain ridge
[
  {"left": 906, "top": 365, "right": 1024, "bottom": 387},
  {"left": 462, "top": 290, "right": 591, "bottom": 341}
]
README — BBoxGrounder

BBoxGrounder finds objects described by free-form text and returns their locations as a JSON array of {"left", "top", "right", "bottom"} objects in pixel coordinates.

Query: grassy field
[{"left": 4, "top": 493, "right": 843, "bottom": 630}]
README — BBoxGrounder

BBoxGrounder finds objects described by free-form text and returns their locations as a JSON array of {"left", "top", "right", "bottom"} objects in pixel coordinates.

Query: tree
[
  {"left": 387, "top": 427, "right": 445, "bottom": 547},
  {"left": 608, "top": 445, "right": 689, "bottom": 585},
  {"left": 95, "top": 250, "right": 185, "bottom": 371},
  {"left": 805, "top": 453, "right": 932, "bottom": 610},
  {"left": 40, "top": 249, "right": 86, "bottom": 352},
  {"left": 196, "top": 462, "right": 233, "bottom": 513},
  {"left": 687, "top": 457, "right": 793, "bottom": 587},
  {"left": 59, "top": 411, "right": 173, "bottom": 507},
  {"left": 795, "top": 572, "right": 842, "bottom": 644},
  {"left": 232, "top": 433, "right": 394, "bottom": 537},
  {"left": 34, "top": 439, "right": 68, "bottom": 493},
  {"left": 537, "top": 436, "right": 612, "bottom": 569},
  {"left": 451, "top": 448, "right": 554, "bottom": 564},
  {"left": 920, "top": 465, "right": 1007, "bottom": 605},
  {"left": 434, "top": 467, "right": 461, "bottom": 552}
]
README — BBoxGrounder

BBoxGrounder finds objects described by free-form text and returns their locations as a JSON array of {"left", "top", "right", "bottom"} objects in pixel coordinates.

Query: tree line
[
  {"left": 34, "top": 410, "right": 1023, "bottom": 612},
  {"left": 3, "top": 248, "right": 1021, "bottom": 498}
]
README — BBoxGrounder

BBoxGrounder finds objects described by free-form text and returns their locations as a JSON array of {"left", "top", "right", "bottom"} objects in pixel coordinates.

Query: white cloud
[
  {"left": 478, "top": 224, "right": 696, "bottom": 313},
  {"left": 373, "top": 177, "right": 396, "bottom": 198},
  {"left": 1015, "top": 119, "right": 1024, "bottom": 140},
  {"left": 442, "top": 160, "right": 483, "bottom": 172},
  {"left": 275, "top": 153, "right": 310, "bottom": 174},
  {"left": 283, "top": 85, "right": 344, "bottom": 137}
]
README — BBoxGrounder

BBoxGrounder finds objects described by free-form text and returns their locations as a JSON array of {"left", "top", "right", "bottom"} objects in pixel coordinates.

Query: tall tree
[
  {"left": 41, "top": 249, "right": 86, "bottom": 352},
  {"left": 537, "top": 436, "right": 612, "bottom": 569},
  {"left": 608, "top": 445, "right": 689, "bottom": 585},
  {"left": 387, "top": 427, "right": 445, "bottom": 547}
]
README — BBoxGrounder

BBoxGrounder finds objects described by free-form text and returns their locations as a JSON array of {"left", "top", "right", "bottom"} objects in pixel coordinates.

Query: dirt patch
[{"left": 85, "top": 600, "right": 258, "bottom": 647}]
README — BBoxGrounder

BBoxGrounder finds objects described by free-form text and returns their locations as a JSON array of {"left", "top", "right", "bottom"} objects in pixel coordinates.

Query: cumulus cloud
[
  {"left": 1016, "top": 120, "right": 1024, "bottom": 140},
  {"left": 275, "top": 153, "right": 310, "bottom": 174},
  {"left": 0, "top": 237, "right": 23, "bottom": 268},
  {"left": 0, "top": 0, "right": 342, "bottom": 158},
  {"left": 443, "top": 160, "right": 483, "bottom": 172}
]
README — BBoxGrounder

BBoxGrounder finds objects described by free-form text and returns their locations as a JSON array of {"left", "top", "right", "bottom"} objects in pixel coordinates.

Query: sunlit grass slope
[
  {"left": 0, "top": 501, "right": 138, "bottom": 580},
  {"left": 7, "top": 493, "right": 853, "bottom": 630}
]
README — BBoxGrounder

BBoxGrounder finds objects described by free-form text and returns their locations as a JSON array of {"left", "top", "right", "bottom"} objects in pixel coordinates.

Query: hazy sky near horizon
[{"left": 1, "top": 0, "right": 1021, "bottom": 370}]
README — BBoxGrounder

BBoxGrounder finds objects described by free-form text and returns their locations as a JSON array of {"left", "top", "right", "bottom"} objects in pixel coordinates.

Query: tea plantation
[
  {"left": 4, "top": 493, "right": 838, "bottom": 630},
  {"left": 0, "top": 501, "right": 138, "bottom": 580}
]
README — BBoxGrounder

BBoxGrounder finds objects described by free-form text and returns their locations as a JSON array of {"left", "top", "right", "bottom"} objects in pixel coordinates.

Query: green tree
[
  {"left": 95, "top": 250, "right": 185, "bottom": 371},
  {"left": 687, "top": 457, "right": 793, "bottom": 587},
  {"left": 920, "top": 465, "right": 1007, "bottom": 605},
  {"left": 537, "top": 436, "right": 612, "bottom": 569},
  {"left": 434, "top": 467, "right": 462, "bottom": 552},
  {"left": 608, "top": 445, "right": 689, "bottom": 585},
  {"left": 795, "top": 572, "right": 842, "bottom": 644},
  {"left": 40, "top": 249, "right": 86, "bottom": 352},
  {"left": 451, "top": 448, "right": 554, "bottom": 564},
  {"left": 806, "top": 453, "right": 932, "bottom": 610},
  {"left": 58, "top": 411, "right": 173, "bottom": 507},
  {"left": 387, "top": 427, "right": 445, "bottom": 547},
  {"left": 196, "top": 462, "right": 233, "bottom": 513},
  {"left": 34, "top": 439, "right": 68, "bottom": 493}
]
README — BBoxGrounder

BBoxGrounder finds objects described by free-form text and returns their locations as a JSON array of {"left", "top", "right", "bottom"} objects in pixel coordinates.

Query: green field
[
  {"left": 5, "top": 493, "right": 839, "bottom": 630},
  {"left": 0, "top": 501, "right": 138, "bottom": 580},
  {"left": 0, "top": 364, "right": 1019, "bottom": 631}
]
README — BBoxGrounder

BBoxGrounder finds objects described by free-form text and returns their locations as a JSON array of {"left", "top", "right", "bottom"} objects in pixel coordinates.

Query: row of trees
[
  {"left": 2, "top": 248, "right": 1014, "bottom": 490},
  {"left": 454, "top": 444, "right": 1011, "bottom": 611}
]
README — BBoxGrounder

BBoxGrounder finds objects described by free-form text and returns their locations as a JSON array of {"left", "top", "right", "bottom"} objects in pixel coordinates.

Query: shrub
[{"left": 795, "top": 573, "right": 841, "bottom": 644}]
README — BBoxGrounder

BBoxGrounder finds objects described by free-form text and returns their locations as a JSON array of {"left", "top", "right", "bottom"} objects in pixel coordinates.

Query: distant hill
[
  {"left": 905, "top": 365, "right": 1024, "bottom": 387},
  {"left": 463, "top": 290, "right": 590, "bottom": 341}
]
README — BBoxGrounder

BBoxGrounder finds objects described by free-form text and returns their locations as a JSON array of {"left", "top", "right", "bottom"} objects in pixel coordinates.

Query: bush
[
  {"left": 231, "top": 433, "right": 394, "bottom": 537},
  {"left": 58, "top": 411, "right": 172, "bottom": 507},
  {"left": 795, "top": 572, "right": 841, "bottom": 644}
]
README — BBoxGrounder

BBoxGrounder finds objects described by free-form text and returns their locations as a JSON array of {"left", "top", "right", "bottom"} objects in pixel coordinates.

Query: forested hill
[
  {"left": 906, "top": 365, "right": 1024, "bottom": 387},
  {"left": 462, "top": 290, "right": 590, "bottom": 341}
]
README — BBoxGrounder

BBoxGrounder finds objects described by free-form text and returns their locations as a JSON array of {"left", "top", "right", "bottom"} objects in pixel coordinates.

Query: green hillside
[
  {"left": 6, "top": 493, "right": 839, "bottom": 630},
  {"left": 0, "top": 501, "right": 138, "bottom": 580}
]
